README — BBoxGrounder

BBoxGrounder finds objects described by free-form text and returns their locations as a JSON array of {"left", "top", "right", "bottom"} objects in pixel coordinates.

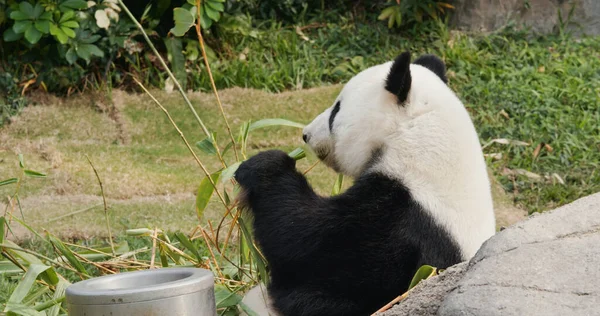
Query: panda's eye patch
[{"left": 329, "top": 101, "right": 341, "bottom": 132}]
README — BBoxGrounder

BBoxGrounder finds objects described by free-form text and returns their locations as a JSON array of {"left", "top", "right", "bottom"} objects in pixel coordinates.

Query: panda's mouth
[{"left": 314, "top": 149, "right": 330, "bottom": 161}]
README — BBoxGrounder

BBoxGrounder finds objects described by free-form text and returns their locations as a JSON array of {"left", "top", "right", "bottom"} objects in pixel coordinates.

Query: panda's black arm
[{"left": 240, "top": 168, "right": 345, "bottom": 263}]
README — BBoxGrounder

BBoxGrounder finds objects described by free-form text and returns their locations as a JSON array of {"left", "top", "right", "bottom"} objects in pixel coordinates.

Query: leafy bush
[
  {"left": 0, "top": 0, "right": 452, "bottom": 102},
  {"left": 378, "top": 0, "right": 454, "bottom": 28}
]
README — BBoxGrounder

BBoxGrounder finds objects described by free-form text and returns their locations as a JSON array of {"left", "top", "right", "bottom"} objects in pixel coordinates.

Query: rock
[
  {"left": 380, "top": 263, "right": 468, "bottom": 316},
  {"left": 241, "top": 284, "right": 279, "bottom": 316},
  {"left": 381, "top": 192, "right": 600, "bottom": 316},
  {"left": 451, "top": 0, "right": 600, "bottom": 36}
]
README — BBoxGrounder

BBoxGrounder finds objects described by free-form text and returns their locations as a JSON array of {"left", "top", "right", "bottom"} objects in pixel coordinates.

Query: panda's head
[{"left": 303, "top": 51, "right": 478, "bottom": 180}]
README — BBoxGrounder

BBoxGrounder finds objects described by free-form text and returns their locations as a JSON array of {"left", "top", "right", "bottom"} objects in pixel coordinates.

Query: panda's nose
[{"left": 302, "top": 133, "right": 310, "bottom": 143}]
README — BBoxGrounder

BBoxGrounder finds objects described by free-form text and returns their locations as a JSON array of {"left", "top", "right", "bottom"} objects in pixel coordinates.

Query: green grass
[{"left": 445, "top": 30, "right": 600, "bottom": 213}]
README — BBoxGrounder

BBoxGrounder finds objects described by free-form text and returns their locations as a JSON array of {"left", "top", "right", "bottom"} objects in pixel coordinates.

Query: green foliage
[
  {"left": 408, "top": 265, "right": 437, "bottom": 290},
  {"left": 378, "top": 0, "right": 454, "bottom": 28},
  {"left": 444, "top": 29, "right": 600, "bottom": 213},
  {"left": 0, "top": 71, "right": 27, "bottom": 125},
  {"left": 7, "top": 2, "right": 52, "bottom": 44}
]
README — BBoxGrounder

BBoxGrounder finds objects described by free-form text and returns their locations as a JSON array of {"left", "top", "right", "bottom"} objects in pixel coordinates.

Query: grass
[
  {"left": 444, "top": 30, "right": 600, "bottom": 213},
  {"left": 0, "top": 86, "right": 345, "bottom": 237}
]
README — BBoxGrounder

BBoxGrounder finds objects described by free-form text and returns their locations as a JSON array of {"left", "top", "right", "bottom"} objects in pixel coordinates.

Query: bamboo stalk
[
  {"left": 85, "top": 155, "right": 115, "bottom": 256},
  {"left": 194, "top": 0, "right": 239, "bottom": 161},
  {"left": 117, "top": 0, "right": 212, "bottom": 141}
]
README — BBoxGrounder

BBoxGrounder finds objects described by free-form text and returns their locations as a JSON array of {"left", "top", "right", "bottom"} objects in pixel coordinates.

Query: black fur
[
  {"left": 414, "top": 54, "right": 448, "bottom": 84},
  {"left": 235, "top": 150, "right": 463, "bottom": 316},
  {"left": 385, "top": 52, "right": 412, "bottom": 104},
  {"left": 329, "top": 101, "right": 341, "bottom": 132}
]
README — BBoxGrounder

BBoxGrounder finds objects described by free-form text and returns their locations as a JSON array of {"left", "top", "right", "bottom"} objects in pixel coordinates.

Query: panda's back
[{"left": 267, "top": 172, "right": 463, "bottom": 315}]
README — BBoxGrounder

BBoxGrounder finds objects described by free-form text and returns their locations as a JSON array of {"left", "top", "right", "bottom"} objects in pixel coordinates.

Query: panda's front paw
[{"left": 235, "top": 150, "right": 296, "bottom": 189}]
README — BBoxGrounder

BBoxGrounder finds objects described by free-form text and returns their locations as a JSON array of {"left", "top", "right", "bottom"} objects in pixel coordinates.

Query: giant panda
[{"left": 234, "top": 51, "right": 496, "bottom": 316}]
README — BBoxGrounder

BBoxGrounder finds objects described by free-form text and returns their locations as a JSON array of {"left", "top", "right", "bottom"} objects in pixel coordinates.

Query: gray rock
[
  {"left": 451, "top": 0, "right": 600, "bottom": 36},
  {"left": 380, "top": 263, "right": 468, "bottom": 316},
  {"left": 381, "top": 192, "right": 600, "bottom": 316}
]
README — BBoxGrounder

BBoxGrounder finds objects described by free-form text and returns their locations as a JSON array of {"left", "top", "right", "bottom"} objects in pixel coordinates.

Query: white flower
[
  {"left": 95, "top": 9, "right": 110, "bottom": 29},
  {"left": 105, "top": 7, "right": 119, "bottom": 21}
]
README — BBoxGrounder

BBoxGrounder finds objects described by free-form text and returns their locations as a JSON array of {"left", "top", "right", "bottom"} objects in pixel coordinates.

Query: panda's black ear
[
  {"left": 414, "top": 54, "right": 447, "bottom": 84},
  {"left": 385, "top": 52, "right": 412, "bottom": 104}
]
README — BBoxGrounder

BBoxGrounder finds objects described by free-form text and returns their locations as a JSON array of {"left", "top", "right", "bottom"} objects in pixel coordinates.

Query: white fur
[{"left": 303, "top": 62, "right": 496, "bottom": 259}]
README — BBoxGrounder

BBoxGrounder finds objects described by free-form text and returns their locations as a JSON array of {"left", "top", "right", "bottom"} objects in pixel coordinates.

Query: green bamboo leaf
[
  {"left": 238, "top": 217, "right": 268, "bottom": 283},
  {"left": 214, "top": 284, "right": 242, "bottom": 308},
  {"left": 0, "top": 260, "right": 22, "bottom": 275},
  {"left": 196, "top": 136, "right": 217, "bottom": 155},
  {"left": 408, "top": 265, "right": 437, "bottom": 290},
  {"left": 288, "top": 147, "right": 306, "bottom": 161},
  {"left": 222, "top": 141, "right": 234, "bottom": 156},
  {"left": 0, "top": 217, "right": 5, "bottom": 244},
  {"left": 239, "top": 301, "right": 261, "bottom": 316},
  {"left": 238, "top": 121, "right": 251, "bottom": 145},
  {"left": 331, "top": 174, "right": 344, "bottom": 195},
  {"left": 4, "top": 303, "right": 45, "bottom": 316},
  {"left": 220, "top": 161, "right": 241, "bottom": 183},
  {"left": 77, "top": 242, "right": 129, "bottom": 261},
  {"left": 158, "top": 244, "right": 169, "bottom": 267},
  {"left": 2, "top": 240, "right": 43, "bottom": 265},
  {"left": 174, "top": 232, "right": 201, "bottom": 261},
  {"left": 48, "top": 236, "right": 88, "bottom": 275},
  {"left": 223, "top": 189, "right": 231, "bottom": 205},
  {"left": 248, "top": 118, "right": 305, "bottom": 131},
  {"left": 24, "top": 170, "right": 46, "bottom": 178},
  {"left": 8, "top": 264, "right": 54, "bottom": 304},
  {"left": 47, "top": 280, "right": 68, "bottom": 316},
  {"left": 125, "top": 228, "right": 156, "bottom": 236},
  {"left": 0, "top": 178, "right": 18, "bottom": 186},
  {"left": 196, "top": 171, "right": 221, "bottom": 219},
  {"left": 23, "top": 286, "right": 49, "bottom": 306}
]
